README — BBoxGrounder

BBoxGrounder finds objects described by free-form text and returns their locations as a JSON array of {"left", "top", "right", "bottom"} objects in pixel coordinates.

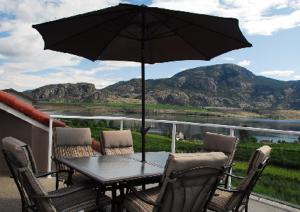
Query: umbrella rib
[
  {"left": 152, "top": 8, "right": 252, "bottom": 47},
  {"left": 96, "top": 9, "right": 140, "bottom": 60},
  {"left": 149, "top": 11, "right": 211, "bottom": 60},
  {"left": 44, "top": 9, "right": 138, "bottom": 50}
]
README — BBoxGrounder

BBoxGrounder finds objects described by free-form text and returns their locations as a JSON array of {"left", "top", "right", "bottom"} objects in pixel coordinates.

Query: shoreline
[{"left": 35, "top": 102, "right": 300, "bottom": 120}]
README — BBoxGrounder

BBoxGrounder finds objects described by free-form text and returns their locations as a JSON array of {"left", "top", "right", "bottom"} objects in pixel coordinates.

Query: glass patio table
[
  {"left": 58, "top": 152, "right": 169, "bottom": 211},
  {"left": 57, "top": 152, "right": 169, "bottom": 186}
]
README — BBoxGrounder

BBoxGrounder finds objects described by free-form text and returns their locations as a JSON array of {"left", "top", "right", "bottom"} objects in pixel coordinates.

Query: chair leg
[
  {"left": 55, "top": 172, "right": 59, "bottom": 190},
  {"left": 244, "top": 202, "right": 249, "bottom": 212}
]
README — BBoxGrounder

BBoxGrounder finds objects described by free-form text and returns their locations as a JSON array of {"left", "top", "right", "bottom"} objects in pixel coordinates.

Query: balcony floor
[{"left": 0, "top": 172, "right": 298, "bottom": 212}]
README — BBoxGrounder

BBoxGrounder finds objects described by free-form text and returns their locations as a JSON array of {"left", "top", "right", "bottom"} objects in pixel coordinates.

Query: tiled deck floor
[{"left": 0, "top": 172, "right": 298, "bottom": 212}]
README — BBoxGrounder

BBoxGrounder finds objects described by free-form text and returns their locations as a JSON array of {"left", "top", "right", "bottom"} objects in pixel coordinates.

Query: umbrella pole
[
  {"left": 141, "top": 6, "right": 146, "bottom": 162},
  {"left": 141, "top": 60, "right": 146, "bottom": 162}
]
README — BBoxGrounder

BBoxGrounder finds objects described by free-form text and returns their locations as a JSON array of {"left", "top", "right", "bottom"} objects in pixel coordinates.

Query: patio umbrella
[{"left": 33, "top": 3, "right": 252, "bottom": 161}]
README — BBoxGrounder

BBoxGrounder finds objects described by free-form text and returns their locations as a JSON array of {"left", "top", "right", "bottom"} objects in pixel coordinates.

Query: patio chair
[
  {"left": 201, "top": 132, "right": 238, "bottom": 187},
  {"left": 208, "top": 145, "right": 272, "bottom": 212},
  {"left": 53, "top": 127, "right": 95, "bottom": 188},
  {"left": 100, "top": 129, "right": 134, "bottom": 155},
  {"left": 1, "top": 136, "right": 111, "bottom": 212},
  {"left": 1, "top": 137, "right": 72, "bottom": 211},
  {"left": 121, "top": 152, "right": 228, "bottom": 212}
]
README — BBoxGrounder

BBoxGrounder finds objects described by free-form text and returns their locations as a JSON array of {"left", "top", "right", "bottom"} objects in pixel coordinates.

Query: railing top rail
[
  {"left": 50, "top": 115, "right": 300, "bottom": 136},
  {"left": 51, "top": 115, "right": 125, "bottom": 120}
]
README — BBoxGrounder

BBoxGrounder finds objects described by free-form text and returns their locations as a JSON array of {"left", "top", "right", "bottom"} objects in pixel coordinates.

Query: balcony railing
[{"left": 49, "top": 114, "right": 300, "bottom": 166}]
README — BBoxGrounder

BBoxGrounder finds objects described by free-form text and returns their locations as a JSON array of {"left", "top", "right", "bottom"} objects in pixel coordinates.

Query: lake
[{"left": 43, "top": 107, "right": 300, "bottom": 143}]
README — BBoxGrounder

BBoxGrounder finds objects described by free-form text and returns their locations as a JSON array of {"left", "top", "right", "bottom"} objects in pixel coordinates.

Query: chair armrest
[
  {"left": 128, "top": 186, "right": 160, "bottom": 207},
  {"left": 35, "top": 170, "right": 71, "bottom": 178},
  {"left": 32, "top": 186, "right": 90, "bottom": 199},
  {"left": 224, "top": 172, "right": 245, "bottom": 180},
  {"left": 216, "top": 187, "right": 241, "bottom": 193}
]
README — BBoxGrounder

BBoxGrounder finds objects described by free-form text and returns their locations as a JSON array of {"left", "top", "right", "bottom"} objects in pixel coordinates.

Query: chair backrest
[
  {"left": 1, "top": 137, "right": 45, "bottom": 211},
  {"left": 100, "top": 130, "right": 134, "bottom": 155},
  {"left": 202, "top": 132, "right": 238, "bottom": 168},
  {"left": 53, "top": 127, "right": 94, "bottom": 170},
  {"left": 2, "top": 137, "right": 38, "bottom": 173},
  {"left": 226, "top": 145, "right": 271, "bottom": 211},
  {"left": 155, "top": 152, "right": 228, "bottom": 212}
]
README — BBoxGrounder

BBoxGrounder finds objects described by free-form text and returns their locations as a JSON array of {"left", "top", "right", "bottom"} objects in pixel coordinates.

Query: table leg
[{"left": 111, "top": 184, "right": 117, "bottom": 212}]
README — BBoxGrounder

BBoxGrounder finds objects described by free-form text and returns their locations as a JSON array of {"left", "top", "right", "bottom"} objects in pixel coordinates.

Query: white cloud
[
  {"left": 151, "top": 0, "right": 300, "bottom": 35},
  {"left": 260, "top": 70, "right": 295, "bottom": 78},
  {"left": 0, "top": 66, "right": 122, "bottom": 91},
  {"left": 237, "top": 60, "right": 251, "bottom": 67},
  {"left": 1, "top": 0, "right": 300, "bottom": 91},
  {"left": 293, "top": 75, "right": 300, "bottom": 80},
  {"left": 0, "top": 0, "right": 140, "bottom": 91}
]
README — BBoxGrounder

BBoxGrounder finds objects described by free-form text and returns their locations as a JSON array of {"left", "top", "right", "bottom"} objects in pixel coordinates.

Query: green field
[{"left": 67, "top": 119, "right": 300, "bottom": 205}]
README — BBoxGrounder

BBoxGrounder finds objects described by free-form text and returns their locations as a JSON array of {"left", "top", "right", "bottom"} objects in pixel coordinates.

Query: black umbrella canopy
[
  {"left": 33, "top": 3, "right": 252, "bottom": 161},
  {"left": 33, "top": 3, "right": 251, "bottom": 63}
]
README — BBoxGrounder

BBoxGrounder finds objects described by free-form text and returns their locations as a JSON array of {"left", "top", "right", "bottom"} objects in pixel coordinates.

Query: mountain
[{"left": 24, "top": 64, "right": 300, "bottom": 109}]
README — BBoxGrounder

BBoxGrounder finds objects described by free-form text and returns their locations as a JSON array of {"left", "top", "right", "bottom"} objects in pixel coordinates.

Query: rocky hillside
[{"left": 24, "top": 64, "right": 300, "bottom": 109}]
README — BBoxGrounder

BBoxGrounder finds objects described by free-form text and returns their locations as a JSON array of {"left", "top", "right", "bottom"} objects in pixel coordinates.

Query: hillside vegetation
[{"left": 25, "top": 63, "right": 300, "bottom": 110}]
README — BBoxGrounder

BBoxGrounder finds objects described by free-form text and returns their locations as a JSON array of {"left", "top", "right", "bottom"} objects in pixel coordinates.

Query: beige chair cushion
[
  {"left": 246, "top": 145, "right": 271, "bottom": 174},
  {"left": 202, "top": 132, "right": 237, "bottom": 154},
  {"left": 55, "top": 127, "right": 92, "bottom": 146},
  {"left": 2, "top": 137, "right": 30, "bottom": 168},
  {"left": 237, "top": 145, "right": 271, "bottom": 191},
  {"left": 161, "top": 152, "right": 228, "bottom": 182},
  {"left": 123, "top": 187, "right": 160, "bottom": 212},
  {"left": 208, "top": 189, "right": 233, "bottom": 211},
  {"left": 101, "top": 130, "right": 134, "bottom": 155},
  {"left": 123, "top": 152, "right": 227, "bottom": 212},
  {"left": 101, "top": 130, "right": 133, "bottom": 148},
  {"left": 105, "top": 147, "right": 134, "bottom": 155},
  {"left": 157, "top": 152, "right": 228, "bottom": 212}
]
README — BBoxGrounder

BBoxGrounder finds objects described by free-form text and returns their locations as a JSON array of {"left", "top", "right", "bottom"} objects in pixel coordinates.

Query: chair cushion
[
  {"left": 157, "top": 152, "right": 228, "bottom": 210},
  {"left": 51, "top": 187, "right": 111, "bottom": 212},
  {"left": 54, "top": 145, "right": 94, "bottom": 159},
  {"left": 105, "top": 146, "right": 134, "bottom": 155},
  {"left": 101, "top": 130, "right": 133, "bottom": 148},
  {"left": 202, "top": 132, "right": 237, "bottom": 154},
  {"left": 161, "top": 152, "right": 228, "bottom": 183},
  {"left": 238, "top": 145, "right": 272, "bottom": 191},
  {"left": 208, "top": 189, "right": 233, "bottom": 211},
  {"left": 123, "top": 187, "right": 160, "bottom": 212},
  {"left": 2, "top": 137, "right": 30, "bottom": 168},
  {"left": 246, "top": 145, "right": 271, "bottom": 174},
  {"left": 55, "top": 127, "right": 92, "bottom": 146}
]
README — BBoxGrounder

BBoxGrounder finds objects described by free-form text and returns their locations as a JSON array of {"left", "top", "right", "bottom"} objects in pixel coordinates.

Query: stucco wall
[{"left": 0, "top": 110, "right": 49, "bottom": 173}]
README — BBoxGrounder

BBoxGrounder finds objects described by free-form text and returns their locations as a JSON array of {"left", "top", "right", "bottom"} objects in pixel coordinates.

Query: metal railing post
[
  {"left": 227, "top": 128, "right": 235, "bottom": 189},
  {"left": 120, "top": 119, "right": 124, "bottom": 130},
  {"left": 48, "top": 118, "right": 53, "bottom": 173},
  {"left": 171, "top": 123, "right": 176, "bottom": 153}
]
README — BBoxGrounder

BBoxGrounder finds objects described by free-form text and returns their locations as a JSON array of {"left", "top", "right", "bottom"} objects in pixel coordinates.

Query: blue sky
[{"left": 0, "top": 0, "right": 300, "bottom": 91}]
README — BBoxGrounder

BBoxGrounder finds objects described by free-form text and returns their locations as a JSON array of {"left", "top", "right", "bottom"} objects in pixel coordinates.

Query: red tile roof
[{"left": 0, "top": 91, "right": 66, "bottom": 127}]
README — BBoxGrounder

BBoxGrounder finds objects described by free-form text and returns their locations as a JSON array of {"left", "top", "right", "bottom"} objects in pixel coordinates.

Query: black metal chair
[
  {"left": 121, "top": 152, "right": 228, "bottom": 212},
  {"left": 53, "top": 127, "right": 96, "bottom": 189},
  {"left": 1, "top": 136, "right": 110, "bottom": 212},
  {"left": 208, "top": 145, "right": 272, "bottom": 212}
]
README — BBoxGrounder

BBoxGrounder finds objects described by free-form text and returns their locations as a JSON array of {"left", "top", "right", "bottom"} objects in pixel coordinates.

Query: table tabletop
[
  {"left": 58, "top": 152, "right": 168, "bottom": 185},
  {"left": 124, "top": 151, "right": 169, "bottom": 168}
]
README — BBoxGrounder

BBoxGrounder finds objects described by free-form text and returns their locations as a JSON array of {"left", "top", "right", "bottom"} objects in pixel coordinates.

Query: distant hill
[{"left": 24, "top": 64, "right": 300, "bottom": 109}]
